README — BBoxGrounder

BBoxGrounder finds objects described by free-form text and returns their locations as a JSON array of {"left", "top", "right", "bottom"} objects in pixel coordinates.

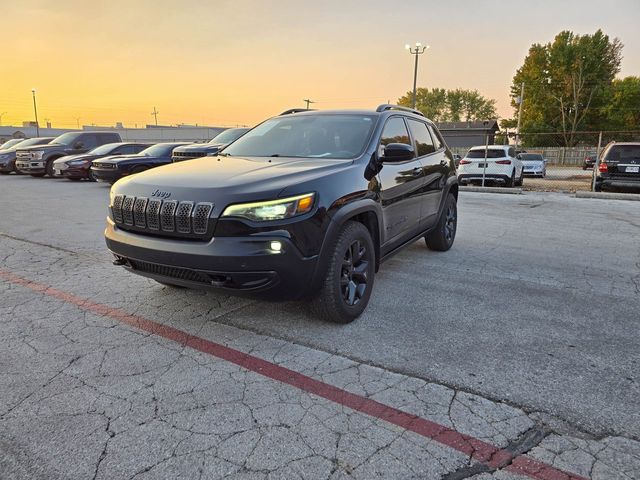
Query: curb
[
  {"left": 575, "top": 191, "right": 640, "bottom": 201},
  {"left": 460, "top": 186, "right": 523, "bottom": 194}
]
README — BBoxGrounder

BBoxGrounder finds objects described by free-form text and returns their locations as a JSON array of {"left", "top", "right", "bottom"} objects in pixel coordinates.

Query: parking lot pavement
[{"left": 1, "top": 175, "right": 639, "bottom": 479}]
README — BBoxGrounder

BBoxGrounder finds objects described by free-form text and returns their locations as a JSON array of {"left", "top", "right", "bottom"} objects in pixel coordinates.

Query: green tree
[
  {"left": 605, "top": 76, "right": 640, "bottom": 131},
  {"left": 512, "top": 30, "right": 623, "bottom": 146},
  {"left": 397, "top": 88, "right": 497, "bottom": 122}
]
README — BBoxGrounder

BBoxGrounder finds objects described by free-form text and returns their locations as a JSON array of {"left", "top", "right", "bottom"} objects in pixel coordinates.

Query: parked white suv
[{"left": 457, "top": 145, "right": 524, "bottom": 187}]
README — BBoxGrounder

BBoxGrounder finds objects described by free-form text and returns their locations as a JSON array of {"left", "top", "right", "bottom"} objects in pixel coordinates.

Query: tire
[
  {"left": 30, "top": 173, "right": 45, "bottom": 178},
  {"left": 0, "top": 171, "right": 9, "bottom": 175},
  {"left": 88, "top": 169, "right": 97, "bottom": 182},
  {"left": 312, "top": 221, "right": 375, "bottom": 324},
  {"left": 515, "top": 170, "right": 524, "bottom": 187},
  {"left": 425, "top": 193, "right": 457, "bottom": 252},
  {"left": 505, "top": 171, "right": 515, "bottom": 188},
  {"left": 45, "top": 158, "right": 55, "bottom": 177}
]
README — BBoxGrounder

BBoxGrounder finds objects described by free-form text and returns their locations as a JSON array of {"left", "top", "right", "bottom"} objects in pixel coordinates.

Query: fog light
[{"left": 269, "top": 241, "right": 282, "bottom": 253}]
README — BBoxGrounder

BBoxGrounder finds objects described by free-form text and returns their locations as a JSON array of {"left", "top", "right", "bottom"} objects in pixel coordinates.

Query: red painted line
[{"left": 0, "top": 269, "right": 586, "bottom": 480}]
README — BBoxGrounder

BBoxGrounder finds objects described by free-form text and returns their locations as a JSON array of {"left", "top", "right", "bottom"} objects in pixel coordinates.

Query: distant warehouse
[{"left": 436, "top": 120, "right": 499, "bottom": 148}]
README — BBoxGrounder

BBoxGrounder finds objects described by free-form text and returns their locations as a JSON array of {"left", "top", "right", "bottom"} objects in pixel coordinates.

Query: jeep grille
[{"left": 111, "top": 194, "right": 214, "bottom": 239}]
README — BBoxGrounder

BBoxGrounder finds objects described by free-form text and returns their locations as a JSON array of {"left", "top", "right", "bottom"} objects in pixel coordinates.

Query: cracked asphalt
[{"left": 0, "top": 175, "right": 639, "bottom": 479}]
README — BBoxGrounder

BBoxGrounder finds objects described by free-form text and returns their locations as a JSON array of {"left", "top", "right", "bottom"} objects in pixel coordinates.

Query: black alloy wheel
[
  {"left": 425, "top": 193, "right": 457, "bottom": 252},
  {"left": 341, "top": 239, "right": 370, "bottom": 306}
]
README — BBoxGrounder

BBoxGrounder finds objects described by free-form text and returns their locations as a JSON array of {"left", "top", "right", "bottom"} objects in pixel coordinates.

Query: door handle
[
  {"left": 440, "top": 160, "right": 448, "bottom": 166},
  {"left": 411, "top": 167, "right": 423, "bottom": 176}
]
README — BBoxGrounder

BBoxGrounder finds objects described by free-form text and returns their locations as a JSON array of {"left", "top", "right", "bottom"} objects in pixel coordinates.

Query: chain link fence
[{"left": 449, "top": 130, "right": 640, "bottom": 193}]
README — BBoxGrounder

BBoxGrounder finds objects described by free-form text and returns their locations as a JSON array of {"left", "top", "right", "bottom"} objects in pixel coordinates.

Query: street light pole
[
  {"left": 0, "top": 112, "right": 6, "bottom": 126},
  {"left": 31, "top": 89, "right": 40, "bottom": 137},
  {"left": 405, "top": 43, "right": 429, "bottom": 109}
]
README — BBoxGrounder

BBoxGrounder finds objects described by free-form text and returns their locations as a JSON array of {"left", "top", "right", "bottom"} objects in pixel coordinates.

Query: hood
[
  {"left": 54, "top": 153, "right": 97, "bottom": 165},
  {"left": 19, "top": 143, "right": 69, "bottom": 153},
  {"left": 174, "top": 143, "right": 223, "bottom": 153},
  {"left": 99, "top": 154, "right": 149, "bottom": 164},
  {"left": 112, "top": 155, "right": 354, "bottom": 205}
]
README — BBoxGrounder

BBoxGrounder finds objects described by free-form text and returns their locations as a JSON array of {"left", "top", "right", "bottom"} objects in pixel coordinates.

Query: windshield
[
  {"left": 11, "top": 137, "right": 53, "bottom": 149},
  {"left": 520, "top": 153, "right": 544, "bottom": 160},
  {"left": 0, "top": 139, "right": 25, "bottom": 150},
  {"left": 604, "top": 145, "right": 640, "bottom": 161},
  {"left": 51, "top": 132, "right": 83, "bottom": 146},
  {"left": 209, "top": 128, "right": 249, "bottom": 145},
  {"left": 139, "top": 143, "right": 181, "bottom": 157},
  {"left": 88, "top": 143, "right": 120, "bottom": 155},
  {"left": 221, "top": 114, "right": 376, "bottom": 159},
  {"left": 466, "top": 149, "right": 507, "bottom": 159}
]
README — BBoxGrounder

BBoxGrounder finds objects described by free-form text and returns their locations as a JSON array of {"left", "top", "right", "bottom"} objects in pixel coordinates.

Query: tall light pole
[
  {"left": 303, "top": 99, "right": 315, "bottom": 110},
  {"left": 150, "top": 106, "right": 159, "bottom": 126},
  {"left": 31, "top": 89, "right": 40, "bottom": 137},
  {"left": 0, "top": 112, "right": 6, "bottom": 126},
  {"left": 405, "top": 42, "right": 429, "bottom": 109}
]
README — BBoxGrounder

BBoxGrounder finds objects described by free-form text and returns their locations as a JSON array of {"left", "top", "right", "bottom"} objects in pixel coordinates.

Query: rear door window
[
  {"left": 407, "top": 120, "right": 436, "bottom": 157},
  {"left": 428, "top": 126, "right": 445, "bottom": 150}
]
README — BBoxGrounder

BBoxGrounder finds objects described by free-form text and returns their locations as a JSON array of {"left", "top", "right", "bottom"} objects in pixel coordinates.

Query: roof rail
[
  {"left": 279, "top": 108, "right": 315, "bottom": 116},
  {"left": 375, "top": 104, "right": 424, "bottom": 117}
]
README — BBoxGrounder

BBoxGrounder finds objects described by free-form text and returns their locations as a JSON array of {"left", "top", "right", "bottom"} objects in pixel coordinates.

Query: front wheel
[
  {"left": 312, "top": 221, "right": 375, "bottom": 324},
  {"left": 425, "top": 193, "right": 457, "bottom": 252}
]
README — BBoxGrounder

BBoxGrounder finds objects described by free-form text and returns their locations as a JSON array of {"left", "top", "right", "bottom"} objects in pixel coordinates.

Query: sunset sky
[{"left": 2, "top": 0, "right": 639, "bottom": 129}]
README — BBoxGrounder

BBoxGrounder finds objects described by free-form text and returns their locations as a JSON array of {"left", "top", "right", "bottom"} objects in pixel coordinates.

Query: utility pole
[
  {"left": 0, "top": 112, "right": 6, "bottom": 126},
  {"left": 515, "top": 82, "right": 525, "bottom": 150},
  {"left": 31, "top": 89, "right": 40, "bottom": 137},
  {"left": 405, "top": 43, "right": 429, "bottom": 109},
  {"left": 75, "top": 117, "right": 80, "bottom": 129},
  {"left": 151, "top": 107, "right": 159, "bottom": 126},
  {"left": 303, "top": 99, "right": 315, "bottom": 110}
]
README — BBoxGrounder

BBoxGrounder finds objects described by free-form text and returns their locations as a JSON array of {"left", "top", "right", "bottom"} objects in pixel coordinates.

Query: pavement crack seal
[{"left": 0, "top": 268, "right": 587, "bottom": 480}]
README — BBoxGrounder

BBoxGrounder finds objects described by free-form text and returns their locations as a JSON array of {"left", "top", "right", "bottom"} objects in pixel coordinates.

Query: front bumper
[
  {"left": 92, "top": 167, "right": 123, "bottom": 183},
  {"left": 15, "top": 159, "right": 45, "bottom": 174},
  {"left": 57, "top": 165, "right": 90, "bottom": 178},
  {"left": 0, "top": 159, "right": 15, "bottom": 172},
  {"left": 458, "top": 173, "right": 510, "bottom": 185},
  {"left": 105, "top": 219, "right": 319, "bottom": 300}
]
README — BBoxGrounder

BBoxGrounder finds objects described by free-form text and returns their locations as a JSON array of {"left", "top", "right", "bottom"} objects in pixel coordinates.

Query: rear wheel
[
  {"left": 312, "top": 221, "right": 375, "bottom": 324},
  {"left": 505, "top": 171, "right": 515, "bottom": 188},
  {"left": 515, "top": 170, "right": 524, "bottom": 186},
  {"left": 0, "top": 171, "right": 9, "bottom": 175},
  {"left": 425, "top": 193, "right": 457, "bottom": 252}
]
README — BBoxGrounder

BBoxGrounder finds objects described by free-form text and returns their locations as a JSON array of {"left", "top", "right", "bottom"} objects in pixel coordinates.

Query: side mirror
[
  {"left": 516, "top": 154, "right": 522, "bottom": 159},
  {"left": 381, "top": 143, "right": 414, "bottom": 162},
  {"left": 74, "top": 141, "right": 84, "bottom": 149}
]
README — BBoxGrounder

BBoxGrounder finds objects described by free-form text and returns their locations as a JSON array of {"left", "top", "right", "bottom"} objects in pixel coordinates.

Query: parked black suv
[
  {"left": 105, "top": 105, "right": 458, "bottom": 323},
  {"left": 595, "top": 142, "right": 640, "bottom": 192},
  {"left": 16, "top": 131, "right": 122, "bottom": 177},
  {"left": 0, "top": 137, "right": 55, "bottom": 174},
  {"left": 172, "top": 128, "right": 250, "bottom": 162}
]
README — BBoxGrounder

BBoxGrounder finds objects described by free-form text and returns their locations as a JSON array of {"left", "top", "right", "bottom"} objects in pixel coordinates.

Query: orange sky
[{"left": 2, "top": 0, "right": 639, "bottom": 129}]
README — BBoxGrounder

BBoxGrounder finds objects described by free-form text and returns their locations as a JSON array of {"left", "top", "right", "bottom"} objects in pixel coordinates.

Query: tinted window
[
  {"left": 51, "top": 132, "right": 83, "bottom": 146},
  {"left": 131, "top": 144, "right": 149, "bottom": 154},
  {"left": 223, "top": 114, "right": 375, "bottom": 159},
  {"left": 520, "top": 153, "right": 544, "bottom": 160},
  {"left": 407, "top": 120, "right": 435, "bottom": 157},
  {"left": 139, "top": 143, "right": 184, "bottom": 157},
  {"left": 380, "top": 117, "right": 411, "bottom": 147},
  {"left": 0, "top": 139, "right": 26, "bottom": 150},
  {"left": 604, "top": 145, "right": 640, "bottom": 162},
  {"left": 210, "top": 128, "right": 249, "bottom": 144},
  {"left": 429, "top": 126, "right": 445, "bottom": 150},
  {"left": 507, "top": 147, "right": 516, "bottom": 158},
  {"left": 79, "top": 134, "right": 98, "bottom": 149},
  {"left": 466, "top": 149, "right": 508, "bottom": 159},
  {"left": 89, "top": 143, "right": 121, "bottom": 155}
]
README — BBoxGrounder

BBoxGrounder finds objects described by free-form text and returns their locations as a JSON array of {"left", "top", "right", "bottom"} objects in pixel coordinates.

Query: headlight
[
  {"left": 67, "top": 160, "right": 87, "bottom": 166},
  {"left": 222, "top": 193, "right": 315, "bottom": 221},
  {"left": 33, "top": 151, "right": 44, "bottom": 160}
]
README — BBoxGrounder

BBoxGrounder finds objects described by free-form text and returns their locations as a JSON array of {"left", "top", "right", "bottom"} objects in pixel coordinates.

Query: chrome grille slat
[
  {"left": 133, "top": 197, "right": 148, "bottom": 228},
  {"left": 122, "top": 196, "right": 135, "bottom": 225},
  {"left": 176, "top": 202, "right": 194, "bottom": 234},
  {"left": 160, "top": 200, "right": 178, "bottom": 232},
  {"left": 146, "top": 199, "right": 162, "bottom": 230},
  {"left": 112, "top": 195, "right": 124, "bottom": 223},
  {"left": 193, "top": 203, "right": 213, "bottom": 234}
]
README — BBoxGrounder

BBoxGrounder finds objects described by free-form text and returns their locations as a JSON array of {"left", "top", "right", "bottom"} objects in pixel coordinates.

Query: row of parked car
[{"left": 0, "top": 127, "right": 250, "bottom": 183}]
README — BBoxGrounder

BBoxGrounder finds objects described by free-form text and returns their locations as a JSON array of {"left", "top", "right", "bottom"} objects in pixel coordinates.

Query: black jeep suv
[
  {"left": 105, "top": 105, "right": 458, "bottom": 323},
  {"left": 16, "top": 131, "right": 122, "bottom": 177}
]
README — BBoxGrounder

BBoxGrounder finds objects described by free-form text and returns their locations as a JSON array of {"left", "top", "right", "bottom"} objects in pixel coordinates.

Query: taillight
[
  {"left": 599, "top": 162, "right": 608, "bottom": 173},
  {"left": 459, "top": 160, "right": 471, "bottom": 165},
  {"left": 496, "top": 160, "right": 511, "bottom": 165}
]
